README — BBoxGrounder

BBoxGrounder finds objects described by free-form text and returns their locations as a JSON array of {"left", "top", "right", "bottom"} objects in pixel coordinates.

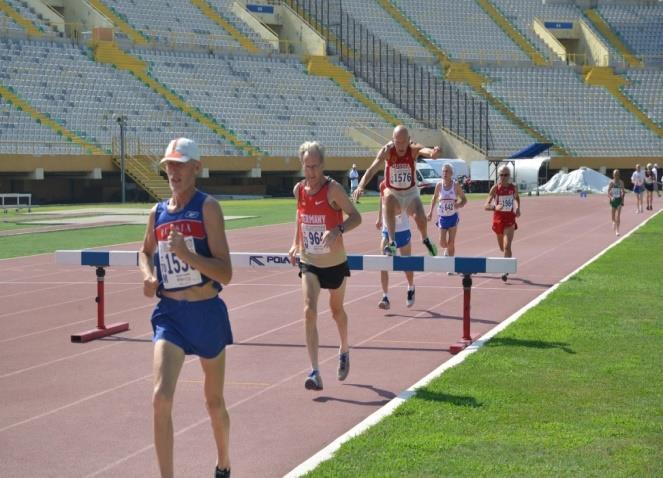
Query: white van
[{"left": 415, "top": 162, "right": 442, "bottom": 194}]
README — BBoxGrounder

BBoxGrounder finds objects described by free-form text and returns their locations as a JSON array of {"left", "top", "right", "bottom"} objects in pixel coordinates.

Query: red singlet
[
  {"left": 385, "top": 144, "right": 416, "bottom": 191},
  {"left": 297, "top": 179, "right": 343, "bottom": 261}
]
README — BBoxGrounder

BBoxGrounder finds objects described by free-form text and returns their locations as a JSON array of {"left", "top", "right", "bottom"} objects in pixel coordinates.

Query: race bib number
[
  {"left": 498, "top": 195, "right": 514, "bottom": 212},
  {"left": 611, "top": 187, "right": 622, "bottom": 198},
  {"left": 302, "top": 223, "right": 329, "bottom": 254},
  {"left": 389, "top": 165, "right": 412, "bottom": 188},
  {"left": 439, "top": 199, "right": 456, "bottom": 217},
  {"left": 158, "top": 236, "right": 202, "bottom": 289}
]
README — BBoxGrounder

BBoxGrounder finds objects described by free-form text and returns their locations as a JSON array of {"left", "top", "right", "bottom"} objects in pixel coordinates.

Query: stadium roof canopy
[{"left": 508, "top": 142, "right": 553, "bottom": 159}]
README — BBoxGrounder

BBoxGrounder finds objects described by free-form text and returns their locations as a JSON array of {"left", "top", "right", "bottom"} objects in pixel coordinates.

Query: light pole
[{"left": 116, "top": 115, "right": 127, "bottom": 203}]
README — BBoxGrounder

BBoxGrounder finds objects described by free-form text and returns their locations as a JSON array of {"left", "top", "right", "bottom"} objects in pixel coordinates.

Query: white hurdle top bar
[{"left": 55, "top": 251, "right": 516, "bottom": 274}]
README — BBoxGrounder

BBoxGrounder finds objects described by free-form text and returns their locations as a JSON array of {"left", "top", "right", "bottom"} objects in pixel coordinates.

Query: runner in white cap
[{"left": 138, "top": 138, "right": 233, "bottom": 478}]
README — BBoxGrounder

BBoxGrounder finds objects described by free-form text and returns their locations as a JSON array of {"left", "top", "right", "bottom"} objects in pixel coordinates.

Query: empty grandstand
[{"left": 0, "top": 0, "right": 661, "bottom": 202}]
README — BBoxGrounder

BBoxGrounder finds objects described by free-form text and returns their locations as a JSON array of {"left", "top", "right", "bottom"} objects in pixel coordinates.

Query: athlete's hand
[
  {"left": 322, "top": 228, "right": 340, "bottom": 249},
  {"left": 352, "top": 186, "right": 364, "bottom": 203},
  {"left": 375, "top": 217, "right": 382, "bottom": 230},
  {"left": 288, "top": 244, "right": 299, "bottom": 266},
  {"left": 426, "top": 210, "right": 433, "bottom": 221},
  {"left": 515, "top": 207, "right": 521, "bottom": 218},
  {"left": 431, "top": 146, "right": 442, "bottom": 158},
  {"left": 143, "top": 275, "right": 158, "bottom": 298},
  {"left": 167, "top": 226, "right": 188, "bottom": 258}
]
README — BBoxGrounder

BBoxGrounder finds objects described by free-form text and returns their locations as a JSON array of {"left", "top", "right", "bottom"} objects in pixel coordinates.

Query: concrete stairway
[
  {"left": 476, "top": 0, "right": 548, "bottom": 66},
  {"left": 584, "top": 9, "right": 643, "bottom": 69},
  {"left": 0, "top": 84, "right": 105, "bottom": 155},
  {"left": 0, "top": 0, "right": 41, "bottom": 36},
  {"left": 190, "top": 0, "right": 259, "bottom": 53},
  {"left": 307, "top": 55, "right": 399, "bottom": 126},
  {"left": 584, "top": 67, "right": 663, "bottom": 141}
]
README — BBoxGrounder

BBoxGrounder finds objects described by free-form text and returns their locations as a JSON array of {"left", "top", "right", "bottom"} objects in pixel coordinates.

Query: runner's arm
[
  {"left": 455, "top": 183, "right": 467, "bottom": 209},
  {"left": 414, "top": 144, "right": 442, "bottom": 159},
  {"left": 484, "top": 185, "right": 497, "bottom": 211},
  {"left": 288, "top": 183, "right": 301, "bottom": 265},
  {"left": 325, "top": 181, "right": 362, "bottom": 248},
  {"left": 427, "top": 182, "right": 442, "bottom": 220},
  {"left": 170, "top": 198, "right": 232, "bottom": 285},
  {"left": 354, "top": 146, "right": 387, "bottom": 201},
  {"left": 514, "top": 188, "right": 521, "bottom": 217},
  {"left": 138, "top": 206, "right": 159, "bottom": 297}
]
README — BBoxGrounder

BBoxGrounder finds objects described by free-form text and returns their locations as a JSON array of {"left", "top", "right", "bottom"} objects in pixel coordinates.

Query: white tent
[{"left": 539, "top": 167, "right": 611, "bottom": 194}]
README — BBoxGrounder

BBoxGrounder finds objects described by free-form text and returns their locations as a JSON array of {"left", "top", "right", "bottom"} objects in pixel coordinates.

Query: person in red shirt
[
  {"left": 484, "top": 165, "right": 521, "bottom": 282},
  {"left": 352, "top": 125, "right": 441, "bottom": 257},
  {"left": 288, "top": 141, "right": 362, "bottom": 391}
]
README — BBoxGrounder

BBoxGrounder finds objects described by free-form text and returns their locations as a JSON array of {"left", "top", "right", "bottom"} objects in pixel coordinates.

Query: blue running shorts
[
  {"left": 436, "top": 213, "right": 460, "bottom": 230},
  {"left": 381, "top": 229, "right": 412, "bottom": 249},
  {"left": 151, "top": 296, "right": 233, "bottom": 359}
]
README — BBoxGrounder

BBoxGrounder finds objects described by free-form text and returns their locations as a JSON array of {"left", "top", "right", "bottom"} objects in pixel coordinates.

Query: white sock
[{"left": 408, "top": 285, "right": 415, "bottom": 291}]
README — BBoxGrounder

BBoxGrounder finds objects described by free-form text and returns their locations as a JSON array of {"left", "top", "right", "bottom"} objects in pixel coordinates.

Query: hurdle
[{"left": 56, "top": 251, "right": 516, "bottom": 351}]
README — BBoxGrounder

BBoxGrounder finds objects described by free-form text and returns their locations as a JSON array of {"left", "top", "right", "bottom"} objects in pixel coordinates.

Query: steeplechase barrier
[{"left": 55, "top": 250, "right": 517, "bottom": 352}]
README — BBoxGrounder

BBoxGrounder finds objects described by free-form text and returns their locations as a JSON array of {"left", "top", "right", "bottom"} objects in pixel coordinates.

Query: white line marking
[{"left": 284, "top": 210, "right": 661, "bottom": 477}]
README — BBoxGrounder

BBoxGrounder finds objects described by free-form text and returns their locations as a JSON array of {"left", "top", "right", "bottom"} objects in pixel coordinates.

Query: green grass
[
  {"left": 0, "top": 193, "right": 527, "bottom": 259},
  {"left": 0, "top": 197, "right": 384, "bottom": 259},
  {"left": 305, "top": 214, "right": 663, "bottom": 478}
]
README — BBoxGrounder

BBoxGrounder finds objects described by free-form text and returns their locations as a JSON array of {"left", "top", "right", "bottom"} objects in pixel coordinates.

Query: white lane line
[{"left": 283, "top": 210, "right": 662, "bottom": 477}]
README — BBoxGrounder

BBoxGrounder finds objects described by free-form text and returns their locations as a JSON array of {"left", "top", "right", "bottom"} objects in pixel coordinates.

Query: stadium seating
[
  {"left": 133, "top": 47, "right": 395, "bottom": 156},
  {"left": 206, "top": 0, "right": 275, "bottom": 50},
  {"left": 0, "top": 38, "right": 243, "bottom": 156},
  {"left": 0, "top": 97, "right": 86, "bottom": 154},
  {"left": 336, "top": 0, "right": 434, "bottom": 61},
  {"left": 4, "top": 0, "right": 61, "bottom": 36},
  {"left": 623, "top": 69, "right": 663, "bottom": 127},
  {"left": 0, "top": 9, "right": 24, "bottom": 34},
  {"left": 101, "top": 0, "right": 241, "bottom": 50},
  {"left": 391, "top": 0, "right": 530, "bottom": 62},
  {"left": 597, "top": 3, "right": 663, "bottom": 65},
  {"left": 482, "top": 65, "right": 663, "bottom": 156},
  {"left": 490, "top": 0, "right": 624, "bottom": 67}
]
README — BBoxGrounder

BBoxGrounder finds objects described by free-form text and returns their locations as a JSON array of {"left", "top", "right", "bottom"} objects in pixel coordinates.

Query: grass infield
[
  {"left": 303, "top": 213, "right": 663, "bottom": 477},
  {"left": 0, "top": 194, "right": 490, "bottom": 259},
  {"left": 0, "top": 197, "right": 380, "bottom": 259}
]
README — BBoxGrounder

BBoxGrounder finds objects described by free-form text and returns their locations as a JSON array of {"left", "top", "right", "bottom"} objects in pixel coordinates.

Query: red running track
[{"left": 0, "top": 195, "right": 656, "bottom": 477}]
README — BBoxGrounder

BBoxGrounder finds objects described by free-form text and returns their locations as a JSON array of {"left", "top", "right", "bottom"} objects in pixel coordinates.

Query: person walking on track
[
  {"left": 352, "top": 125, "right": 441, "bottom": 257},
  {"left": 138, "top": 138, "right": 234, "bottom": 478},
  {"left": 288, "top": 141, "right": 362, "bottom": 391},
  {"left": 427, "top": 163, "right": 467, "bottom": 266},
  {"left": 631, "top": 164, "right": 645, "bottom": 214},
  {"left": 485, "top": 165, "right": 521, "bottom": 282},
  {"left": 376, "top": 180, "right": 415, "bottom": 309},
  {"left": 608, "top": 169, "right": 625, "bottom": 236}
]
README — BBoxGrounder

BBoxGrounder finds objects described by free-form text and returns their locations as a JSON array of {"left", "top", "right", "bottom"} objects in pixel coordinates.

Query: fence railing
[{"left": 282, "top": 0, "right": 490, "bottom": 153}]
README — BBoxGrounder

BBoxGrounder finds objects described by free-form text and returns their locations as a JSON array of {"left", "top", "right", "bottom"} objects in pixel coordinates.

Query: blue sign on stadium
[
  {"left": 247, "top": 4, "right": 274, "bottom": 14},
  {"left": 544, "top": 21, "right": 574, "bottom": 29}
]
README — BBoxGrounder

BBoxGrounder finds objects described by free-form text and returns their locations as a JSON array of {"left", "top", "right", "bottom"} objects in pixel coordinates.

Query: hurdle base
[
  {"left": 449, "top": 336, "right": 479, "bottom": 355},
  {"left": 71, "top": 322, "right": 130, "bottom": 343}
]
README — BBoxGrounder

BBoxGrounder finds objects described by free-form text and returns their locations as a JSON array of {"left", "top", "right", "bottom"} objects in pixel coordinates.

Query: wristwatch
[{"left": 337, "top": 224, "right": 345, "bottom": 234}]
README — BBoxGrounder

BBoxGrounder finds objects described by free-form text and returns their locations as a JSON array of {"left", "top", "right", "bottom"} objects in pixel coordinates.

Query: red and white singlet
[
  {"left": 385, "top": 143, "right": 416, "bottom": 191},
  {"left": 297, "top": 179, "right": 345, "bottom": 267}
]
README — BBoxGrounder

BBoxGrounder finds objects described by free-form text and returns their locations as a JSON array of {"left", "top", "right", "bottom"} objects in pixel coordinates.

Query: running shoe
[
  {"left": 406, "top": 288, "right": 415, "bottom": 307},
  {"left": 378, "top": 296, "right": 391, "bottom": 310},
  {"left": 501, "top": 273, "right": 508, "bottom": 282},
  {"left": 337, "top": 352, "right": 350, "bottom": 381},
  {"left": 423, "top": 237, "right": 438, "bottom": 256},
  {"left": 215, "top": 467, "right": 230, "bottom": 478},
  {"left": 383, "top": 241, "right": 397, "bottom": 256},
  {"left": 305, "top": 370, "right": 323, "bottom": 391}
]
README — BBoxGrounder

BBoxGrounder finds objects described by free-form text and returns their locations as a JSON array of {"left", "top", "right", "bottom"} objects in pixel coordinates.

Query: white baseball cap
[{"left": 160, "top": 138, "right": 200, "bottom": 164}]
